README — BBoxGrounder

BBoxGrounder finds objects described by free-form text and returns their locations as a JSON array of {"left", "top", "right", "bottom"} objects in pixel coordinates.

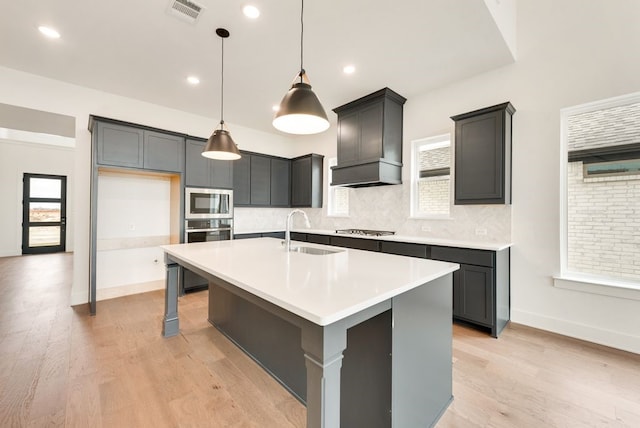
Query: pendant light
[
  {"left": 273, "top": 0, "right": 329, "bottom": 135},
  {"left": 203, "top": 28, "right": 241, "bottom": 160}
]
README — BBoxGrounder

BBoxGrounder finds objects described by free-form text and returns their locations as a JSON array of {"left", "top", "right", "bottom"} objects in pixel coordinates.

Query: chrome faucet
[{"left": 285, "top": 209, "right": 311, "bottom": 251}]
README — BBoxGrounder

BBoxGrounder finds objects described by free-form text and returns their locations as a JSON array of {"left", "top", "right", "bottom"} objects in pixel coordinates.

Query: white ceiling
[{"left": 0, "top": 0, "right": 515, "bottom": 134}]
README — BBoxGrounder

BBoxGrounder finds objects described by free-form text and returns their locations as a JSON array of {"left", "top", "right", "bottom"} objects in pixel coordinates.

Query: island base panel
[
  {"left": 209, "top": 283, "right": 394, "bottom": 427},
  {"left": 392, "top": 273, "right": 453, "bottom": 427}
]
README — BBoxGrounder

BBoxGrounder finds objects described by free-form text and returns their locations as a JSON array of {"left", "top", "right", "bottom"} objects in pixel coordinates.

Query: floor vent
[{"left": 167, "top": 0, "right": 205, "bottom": 24}]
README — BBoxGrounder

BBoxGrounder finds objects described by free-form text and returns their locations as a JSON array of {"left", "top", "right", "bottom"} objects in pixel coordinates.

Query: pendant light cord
[
  {"left": 220, "top": 36, "right": 225, "bottom": 127},
  {"left": 299, "top": 0, "right": 304, "bottom": 82}
]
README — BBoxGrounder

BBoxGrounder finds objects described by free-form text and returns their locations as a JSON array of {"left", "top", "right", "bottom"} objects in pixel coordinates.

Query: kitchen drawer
[
  {"left": 262, "top": 231, "right": 285, "bottom": 239},
  {"left": 330, "top": 236, "right": 380, "bottom": 252},
  {"left": 380, "top": 241, "right": 428, "bottom": 258},
  {"left": 234, "top": 233, "right": 262, "bottom": 240},
  {"left": 289, "top": 232, "right": 307, "bottom": 242},
  {"left": 430, "top": 246, "right": 494, "bottom": 267},
  {"left": 307, "top": 233, "right": 331, "bottom": 245}
]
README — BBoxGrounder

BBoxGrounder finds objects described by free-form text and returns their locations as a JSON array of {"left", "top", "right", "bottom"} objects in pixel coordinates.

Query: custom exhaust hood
[{"left": 330, "top": 88, "right": 406, "bottom": 187}]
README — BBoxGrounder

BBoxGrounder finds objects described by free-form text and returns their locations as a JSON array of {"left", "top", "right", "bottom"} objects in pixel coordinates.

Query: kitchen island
[{"left": 161, "top": 238, "right": 458, "bottom": 428}]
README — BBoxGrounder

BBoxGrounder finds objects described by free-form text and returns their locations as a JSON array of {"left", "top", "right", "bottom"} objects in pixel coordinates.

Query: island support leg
[
  {"left": 301, "top": 323, "right": 347, "bottom": 428},
  {"left": 162, "top": 255, "right": 180, "bottom": 337}
]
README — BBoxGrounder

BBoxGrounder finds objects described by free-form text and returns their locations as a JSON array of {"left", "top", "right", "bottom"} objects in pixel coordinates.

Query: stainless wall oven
[
  {"left": 185, "top": 187, "right": 233, "bottom": 219},
  {"left": 184, "top": 218, "right": 233, "bottom": 243},
  {"left": 183, "top": 188, "right": 234, "bottom": 292}
]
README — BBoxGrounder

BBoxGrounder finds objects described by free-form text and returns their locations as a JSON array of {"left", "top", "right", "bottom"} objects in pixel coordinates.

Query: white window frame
[
  {"left": 410, "top": 134, "right": 452, "bottom": 219},
  {"left": 556, "top": 91, "right": 640, "bottom": 300},
  {"left": 327, "top": 157, "right": 349, "bottom": 217}
]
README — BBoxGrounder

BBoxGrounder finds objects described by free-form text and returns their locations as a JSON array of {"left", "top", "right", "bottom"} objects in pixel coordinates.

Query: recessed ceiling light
[
  {"left": 243, "top": 5, "right": 260, "bottom": 19},
  {"left": 272, "top": 105, "right": 280, "bottom": 112},
  {"left": 38, "top": 26, "right": 60, "bottom": 39},
  {"left": 187, "top": 76, "right": 200, "bottom": 85},
  {"left": 343, "top": 65, "right": 356, "bottom": 75}
]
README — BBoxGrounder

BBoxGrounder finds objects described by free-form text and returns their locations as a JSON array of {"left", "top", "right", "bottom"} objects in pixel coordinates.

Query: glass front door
[{"left": 22, "top": 173, "right": 67, "bottom": 254}]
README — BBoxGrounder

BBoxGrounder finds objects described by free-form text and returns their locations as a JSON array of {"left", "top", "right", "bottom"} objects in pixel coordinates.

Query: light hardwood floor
[{"left": 1, "top": 252, "right": 639, "bottom": 427}]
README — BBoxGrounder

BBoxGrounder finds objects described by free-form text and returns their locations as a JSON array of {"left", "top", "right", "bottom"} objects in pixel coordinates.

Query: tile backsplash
[{"left": 234, "top": 184, "right": 511, "bottom": 243}]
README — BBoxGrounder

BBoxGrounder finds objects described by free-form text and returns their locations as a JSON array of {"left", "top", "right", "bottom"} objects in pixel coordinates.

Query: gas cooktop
[{"left": 335, "top": 229, "right": 396, "bottom": 237}]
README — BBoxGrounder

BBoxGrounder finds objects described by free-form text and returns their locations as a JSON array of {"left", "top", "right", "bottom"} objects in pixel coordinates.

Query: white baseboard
[
  {"left": 511, "top": 309, "right": 640, "bottom": 355},
  {"left": 96, "top": 280, "right": 165, "bottom": 301},
  {"left": 0, "top": 250, "right": 20, "bottom": 258},
  {"left": 70, "top": 280, "right": 165, "bottom": 306}
]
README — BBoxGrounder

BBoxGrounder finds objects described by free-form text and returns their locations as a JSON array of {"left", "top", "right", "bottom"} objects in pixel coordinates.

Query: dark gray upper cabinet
[
  {"left": 270, "top": 158, "right": 291, "bottom": 207},
  {"left": 233, "top": 154, "right": 251, "bottom": 205},
  {"left": 96, "top": 121, "right": 144, "bottom": 168},
  {"left": 231, "top": 150, "right": 322, "bottom": 208},
  {"left": 185, "top": 139, "right": 233, "bottom": 189},
  {"left": 250, "top": 155, "right": 271, "bottom": 206},
  {"left": 143, "top": 130, "right": 184, "bottom": 172},
  {"left": 185, "top": 140, "right": 210, "bottom": 187},
  {"left": 234, "top": 151, "right": 290, "bottom": 207},
  {"left": 93, "top": 119, "right": 184, "bottom": 173},
  {"left": 451, "top": 102, "right": 515, "bottom": 205},
  {"left": 331, "top": 88, "right": 406, "bottom": 187},
  {"left": 291, "top": 154, "right": 324, "bottom": 208}
]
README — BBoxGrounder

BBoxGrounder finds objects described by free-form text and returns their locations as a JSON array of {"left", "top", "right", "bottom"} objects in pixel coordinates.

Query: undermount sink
[{"left": 291, "top": 246, "right": 344, "bottom": 256}]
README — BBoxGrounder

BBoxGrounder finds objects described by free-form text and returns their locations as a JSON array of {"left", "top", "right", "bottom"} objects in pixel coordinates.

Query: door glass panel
[
  {"left": 29, "top": 226, "right": 61, "bottom": 247},
  {"left": 29, "top": 177, "right": 62, "bottom": 198},
  {"left": 29, "top": 202, "right": 61, "bottom": 222}
]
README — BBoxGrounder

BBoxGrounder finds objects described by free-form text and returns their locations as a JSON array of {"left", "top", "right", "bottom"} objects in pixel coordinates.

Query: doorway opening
[{"left": 22, "top": 173, "right": 67, "bottom": 254}]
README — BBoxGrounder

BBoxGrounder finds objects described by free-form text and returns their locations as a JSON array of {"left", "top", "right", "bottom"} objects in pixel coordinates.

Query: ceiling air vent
[{"left": 167, "top": 0, "right": 205, "bottom": 24}]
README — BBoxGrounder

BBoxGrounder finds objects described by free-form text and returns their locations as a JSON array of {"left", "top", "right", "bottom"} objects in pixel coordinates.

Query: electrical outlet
[
  {"left": 421, "top": 225, "right": 432, "bottom": 232},
  {"left": 128, "top": 223, "right": 136, "bottom": 231},
  {"left": 475, "top": 228, "right": 487, "bottom": 236}
]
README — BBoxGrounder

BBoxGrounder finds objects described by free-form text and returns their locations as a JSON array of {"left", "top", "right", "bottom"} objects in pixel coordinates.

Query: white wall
[
  {"left": 289, "top": 0, "right": 640, "bottom": 353},
  {"left": 0, "top": 65, "right": 295, "bottom": 306},
  {"left": 96, "top": 172, "right": 172, "bottom": 297},
  {"left": 1, "top": 0, "right": 639, "bottom": 353},
  {"left": 0, "top": 139, "right": 75, "bottom": 257}
]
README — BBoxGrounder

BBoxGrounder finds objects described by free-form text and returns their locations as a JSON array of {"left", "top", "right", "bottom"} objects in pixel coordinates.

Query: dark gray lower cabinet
[
  {"left": 234, "top": 231, "right": 285, "bottom": 240},
  {"left": 431, "top": 245, "right": 509, "bottom": 337},
  {"left": 292, "top": 233, "right": 510, "bottom": 337},
  {"left": 452, "top": 264, "right": 493, "bottom": 326}
]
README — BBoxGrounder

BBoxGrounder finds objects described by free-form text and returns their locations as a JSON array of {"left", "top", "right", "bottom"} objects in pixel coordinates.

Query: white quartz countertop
[
  {"left": 294, "top": 229, "right": 513, "bottom": 252},
  {"left": 162, "top": 238, "right": 458, "bottom": 326}
]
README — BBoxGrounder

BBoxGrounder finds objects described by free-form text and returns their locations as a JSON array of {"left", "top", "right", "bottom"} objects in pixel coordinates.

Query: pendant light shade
[
  {"left": 203, "top": 129, "right": 240, "bottom": 160},
  {"left": 273, "top": 0, "right": 329, "bottom": 135},
  {"left": 203, "top": 28, "right": 241, "bottom": 160}
]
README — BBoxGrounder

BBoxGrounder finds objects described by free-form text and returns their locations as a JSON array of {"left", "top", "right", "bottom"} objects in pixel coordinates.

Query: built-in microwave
[{"left": 185, "top": 187, "right": 233, "bottom": 219}]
